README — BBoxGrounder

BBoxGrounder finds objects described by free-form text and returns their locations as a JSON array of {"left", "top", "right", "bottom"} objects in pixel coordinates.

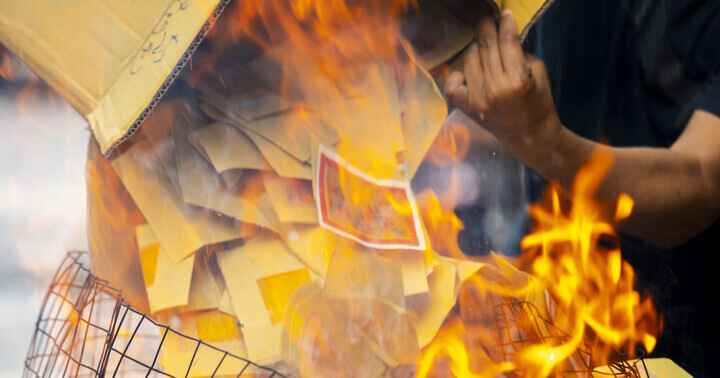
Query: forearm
[
  {"left": 510, "top": 122, "right": 720, "bottom": 247},
  {"left": 441, "top": 11, "right": 720, "bottom": 247}
]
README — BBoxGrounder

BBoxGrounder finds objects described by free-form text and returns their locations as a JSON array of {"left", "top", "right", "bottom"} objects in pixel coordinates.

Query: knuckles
[
  {"left": 484, "top": 83, "right": 503, "bottom": 106},
  {"left": 498, "top": 31, "right": 519, "bottom": 45},
  {"left": 484, "top": 72, "right": 532, "bottom": 106},
  {"left": 463, "top": 45, "right": 479, "bottom": 65},
  {"left": 528, "top": 57, "right": 549, "bottom": 76},
  {"left": 468, "top": 92, "right": 488, "bottom": 113},
  {"left": 477, "top": 33, "right": 497, "bottom": 49},
  {"left": 508, "top": 70, "right": 533, "bottom": 96}
]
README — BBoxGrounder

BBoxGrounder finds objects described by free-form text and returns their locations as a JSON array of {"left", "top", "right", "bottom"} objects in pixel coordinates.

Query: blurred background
[{"left": 0, "top": 47, "right": 88, "bottom": 377}]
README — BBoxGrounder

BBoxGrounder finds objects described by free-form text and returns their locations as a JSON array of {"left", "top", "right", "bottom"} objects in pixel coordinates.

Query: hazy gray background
[{"left": 0, "top": 58, "right": 88, "bottom": 376}]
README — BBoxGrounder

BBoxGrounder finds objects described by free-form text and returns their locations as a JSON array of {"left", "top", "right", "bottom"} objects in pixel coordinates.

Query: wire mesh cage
[
  {"left": 482, "top": 296, "right": 649, "bottom": 377},
  {"left": 24, "top": 252, "right": 650, "bottom": 377},
  {"left": 23, "top": 252, "right": 286, "bottom": 378}
]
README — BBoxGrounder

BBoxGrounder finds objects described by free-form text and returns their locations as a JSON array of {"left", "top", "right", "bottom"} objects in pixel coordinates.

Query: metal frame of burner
[
  {"left": 23, "top": 252, "right": 285, "bottom": 378},
  {"left": 24, "top": 252, "right": 650, "bottom": 377}
]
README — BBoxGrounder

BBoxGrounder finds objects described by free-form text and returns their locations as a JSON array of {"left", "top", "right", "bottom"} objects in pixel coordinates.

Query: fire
[
  {"left": 219, "top": 1, "right": 661, "bottom": 376},
  {"left": 419, "top": 151, "right": 660, "bottom": 376},
  {"left": 0, "top": 46, "right": 13, "bottom": 81},
  {"left": 235, "top": 0, "right": 416, "bottom": 72},
  {"left": 418, "top": 120, "right": 474, "bottom": 261},
  {"left": 520, "top": 151, "right": 659, "bottom": 367},
  {"left": 69, "top": 0, "right": 662, "bottom": 375}
]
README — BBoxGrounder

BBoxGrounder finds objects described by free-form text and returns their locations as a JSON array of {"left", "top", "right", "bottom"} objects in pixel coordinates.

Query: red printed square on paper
[{"left": 315, "top": 145, "right": 425, "bottom": 250}]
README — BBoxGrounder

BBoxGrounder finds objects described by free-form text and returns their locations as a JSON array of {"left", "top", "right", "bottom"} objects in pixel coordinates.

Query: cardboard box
[{"left": 0, "top": 0, "right": 228, "bottom": 155}]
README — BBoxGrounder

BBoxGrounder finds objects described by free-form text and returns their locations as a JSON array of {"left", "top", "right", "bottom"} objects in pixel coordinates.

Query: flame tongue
[{"left": 419, "top": 152, "right": 660, "bottom": 376}]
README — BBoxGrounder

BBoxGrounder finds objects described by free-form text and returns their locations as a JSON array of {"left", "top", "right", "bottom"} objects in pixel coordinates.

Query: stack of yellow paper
[{"left": 103, "top": 34, "right": 475, "bottom": 374}]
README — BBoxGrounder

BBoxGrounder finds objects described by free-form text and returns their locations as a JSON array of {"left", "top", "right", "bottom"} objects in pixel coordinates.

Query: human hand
[{"left": 444, "top": 10, "right": 562, "bottom": 156}]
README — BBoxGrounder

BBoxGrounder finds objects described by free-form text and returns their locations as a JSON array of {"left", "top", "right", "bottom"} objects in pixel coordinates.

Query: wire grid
[
  {"left": 482, "top": 295, "right": 649, "bottom": 377},
  {"left": 25, "top": 252, "right": 651, "bottom": 377},
  {"left": 24, "top": 252, "right": 286, "bottom": 378}
]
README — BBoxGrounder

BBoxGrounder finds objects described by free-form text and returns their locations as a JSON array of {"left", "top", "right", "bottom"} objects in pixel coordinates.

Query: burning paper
[
  {"left": 136, "top": 224, "right": 194, "bottom": 313},
  {"left": 315, "top": 144, "right": 425, "bottom": 251}
]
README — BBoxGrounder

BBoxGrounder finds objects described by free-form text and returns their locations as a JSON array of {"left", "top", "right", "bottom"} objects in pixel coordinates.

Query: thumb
[
  {"left": 524, "top": 52, "right": 547, "bottom": 79},
  {"left": 444, "top": 70, "right": 469, "bottom": 111}
]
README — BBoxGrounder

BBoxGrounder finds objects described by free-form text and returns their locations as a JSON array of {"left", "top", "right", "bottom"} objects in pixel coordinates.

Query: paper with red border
[{"left": 315, "top": 144, "right": 425, "bottom": 250}]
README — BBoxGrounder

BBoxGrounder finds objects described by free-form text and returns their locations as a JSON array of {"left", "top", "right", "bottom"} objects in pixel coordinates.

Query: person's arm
[{"left": 445, "top": 10, "right": 720, "bottom": 247}]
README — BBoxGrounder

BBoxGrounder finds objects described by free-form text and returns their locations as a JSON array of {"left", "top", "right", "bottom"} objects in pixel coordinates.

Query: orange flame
[
  {"left": 519, "top": 151, "right": 659, "bottom": 369},
  {"left": 0, "top": 47, "right": 14, "bottom": 81},
  {"left": 418, "top": 151, "right": 660, "bottom": 376},
  {"left": 235, "top": 0, "right": 416, "bottom": 71}
]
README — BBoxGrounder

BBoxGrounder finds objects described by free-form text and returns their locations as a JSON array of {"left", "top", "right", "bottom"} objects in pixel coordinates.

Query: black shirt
[{"left": 524, "top": 0, "right": 720, "bottom": 375}]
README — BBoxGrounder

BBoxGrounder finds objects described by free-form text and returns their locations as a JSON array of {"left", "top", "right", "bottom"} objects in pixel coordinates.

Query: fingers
[
  {"left": 444, "top": 70, "right": 469, "bottom": 110},
  {"left": 477, "top": 15, "right": 503, "bottom": 77},
  {"left": 462, "top": 43, "right": 484, "bottom": 95},
  {"left": 447, "top": 11, "right": 537, "bottom": 119},
  {"left": 498, "top": 10, "right": 530, "bottom": 91}
]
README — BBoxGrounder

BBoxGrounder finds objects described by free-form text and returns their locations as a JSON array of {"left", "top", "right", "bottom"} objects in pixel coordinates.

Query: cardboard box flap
[{"left": 0, "top": 0, "right": 228, "bottom": 155}]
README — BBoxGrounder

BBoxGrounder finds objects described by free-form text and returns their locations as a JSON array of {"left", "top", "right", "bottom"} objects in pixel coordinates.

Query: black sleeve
[{"left": 697, "top": 74, "right": 720, "bottom": 119}]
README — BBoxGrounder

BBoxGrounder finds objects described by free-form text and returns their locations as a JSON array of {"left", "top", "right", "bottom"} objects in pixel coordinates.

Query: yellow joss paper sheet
[
  {"left": 402, "top": 4, "right": 474, "bottom": 69},
  {"left": 399, "top": 252, "right": 430, "bottom": 296},
  {"left": 217, "top": 236, "right": 310, "bottom": 317},
  {"left": 241, "top": 236, "right": 309, "bottom": 279},
  {"left": 278, "top": 224, "right": 334, "bottom": 277},
  {"left": 500, "top": 0, "right": 554, "bottom": 41},
  {"left": 313, "top": 144, "right": 425, "bottom": 251},
  {"left": 194, "top": 63, "right": 300, "bottom": 122},
  {"left": 155, "top": 311, "right": 251, "bottom": 378},
  {"left": 333, "top": 62, "right": 406, "bottom": 153},
  {"left": 242, "top": 324, "right": 285, "bottom": 365},
  {"left": 186, "top": 257, "right": 226, "bottom": 312},
  {"left": 240, "top": 126, "right": 313, "bottom": 180},
  {"left": 235, "top": 110, "right": 314, "bottom": 163},
  {"left": 173, "top": 117, "right": 274, "bottom": 231},
  {"left": 592, "top": 358, "right": 692, "bottom": 378},
  {"left": 189, "top": 123, "right": 272, "bottom": 174},
  {"left": 324, "top": 246, "right": 406, "bottom": 309},
  {"left": 283, "top": 281, "right": 389, "bottom": 377},
  {"left": 406, "top": 259, "right": 458, "bottom": 347},
  {"left": 399, "top": 40, "right": 449, "bottom": 179},
  {"left": 284, "top": 280, "right": 420, "bottom": 375},
  {"left": 218, "top": 236, "right": 314, "bottom": 363},
  {"left": 217, "top": 246, "right": 271, "bottom": 329},
  {"left": 218, "top": 290, "right": 236, "bottom": 317},
  {"left": 136, "top": 224, "right": 194, "bottom": 314},
  {"left": 312, "top": 98, "right": 401, "bottom": 180},
  {"left": 263, "top": 172, "right": 318, "bottom": 225},
  {"left": 112, "top": 140, "right": 245, "bottom": 263}
]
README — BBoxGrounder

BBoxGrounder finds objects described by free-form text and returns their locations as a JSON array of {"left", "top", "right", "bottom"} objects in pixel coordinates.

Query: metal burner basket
[
  {"left": 483, "top": 295, "right": 650, "bottom": 377},
  {"left": 24, "top": 252, "right": 649, "bottom": 377},
  {"left": 23, "top": 252, "right": 285, "bottom": 378}
]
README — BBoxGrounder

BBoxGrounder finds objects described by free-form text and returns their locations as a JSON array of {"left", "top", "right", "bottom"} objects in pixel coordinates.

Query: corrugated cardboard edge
[
  {"left": 519, "top": 0, "right": 554, "bottom": 42},
  {"left": 102, "top": 0, "right": 231, "bottom": 157},
  {"left": 483, "top": 0, "right": 554, "bottom": 43}
]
